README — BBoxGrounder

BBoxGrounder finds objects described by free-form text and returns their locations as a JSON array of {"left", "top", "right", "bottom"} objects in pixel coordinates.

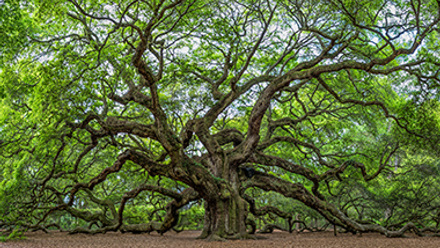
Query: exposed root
[
  {"left": 205, "top": 234, "right": 226, "bottom": 242},
  {"left": 196, "top": 231, "right": 209, "bottom": 239},
  {"left": 227, "top": 233, "right": 258, "bottom": 240}
]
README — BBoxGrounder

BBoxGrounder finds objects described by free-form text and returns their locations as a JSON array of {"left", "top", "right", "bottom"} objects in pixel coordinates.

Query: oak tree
[{"left": 1, "top": 0, "right": 440, "bottom": 240}]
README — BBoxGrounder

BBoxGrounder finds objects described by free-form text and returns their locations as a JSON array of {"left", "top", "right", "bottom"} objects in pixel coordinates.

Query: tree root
[{"left": 205, "top": 234, "right": 227, "bottom": 242}]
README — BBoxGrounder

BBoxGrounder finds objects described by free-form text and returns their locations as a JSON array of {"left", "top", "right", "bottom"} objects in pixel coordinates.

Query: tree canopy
[{"left": 1, "top": 0, "right": 440, "bottom": 241}]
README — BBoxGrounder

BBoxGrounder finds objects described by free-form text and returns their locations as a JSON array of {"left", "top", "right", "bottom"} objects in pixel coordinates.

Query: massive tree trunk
[
  {"left": 196, "top": 163, "right": 249, "bottom": 240},
  {"left": 199, "top": 194, "right": 248, "bottom": 240}
]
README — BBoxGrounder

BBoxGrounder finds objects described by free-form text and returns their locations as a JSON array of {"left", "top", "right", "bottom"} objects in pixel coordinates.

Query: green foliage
[
  {"left": 1, "top": 0, "right": 440, "bottom": 237},
  {"left": 0, "top": 1, "right": 33, "bottom": 63},
  {"left": 0, "top": 227, "right": 27, "bottom": 242},
  {"left": 177, "top": 204, "right": 204, "bottom": 230}
]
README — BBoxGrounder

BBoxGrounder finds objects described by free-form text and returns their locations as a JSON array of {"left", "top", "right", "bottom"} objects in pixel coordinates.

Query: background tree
[{"left": 1, "top": 0, "right": 440, "bottom": 241}]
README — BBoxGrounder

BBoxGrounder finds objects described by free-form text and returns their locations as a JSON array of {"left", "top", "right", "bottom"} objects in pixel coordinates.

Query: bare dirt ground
[{"left": 3, "top": 230, "right": 440, "bottom": 248}]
